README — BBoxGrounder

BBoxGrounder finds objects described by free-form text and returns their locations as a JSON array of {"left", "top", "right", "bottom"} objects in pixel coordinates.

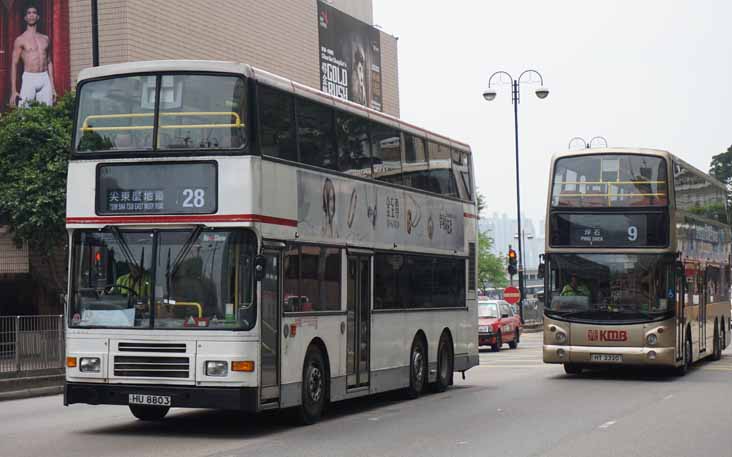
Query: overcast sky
[{"left": 372, "top": 0, "right": 732, "bottom": 223}]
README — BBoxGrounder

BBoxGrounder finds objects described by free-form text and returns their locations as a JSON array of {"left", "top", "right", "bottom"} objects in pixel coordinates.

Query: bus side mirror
[
  {"left": 254, "top": 255, "right": 267, "bottom": 281},
  {"left": 537, "top": 254, "right": 545, "bottom": 279}
]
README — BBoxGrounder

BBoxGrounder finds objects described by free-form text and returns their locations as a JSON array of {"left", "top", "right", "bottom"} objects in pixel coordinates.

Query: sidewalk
[{"left": 0, "top": 373, "right": 64, "bottom": 402}]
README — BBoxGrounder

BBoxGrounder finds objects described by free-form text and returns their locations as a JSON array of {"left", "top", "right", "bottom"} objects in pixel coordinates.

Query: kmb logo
[{"left": 587, "top": 329, "right": 628, "bottom": 342}]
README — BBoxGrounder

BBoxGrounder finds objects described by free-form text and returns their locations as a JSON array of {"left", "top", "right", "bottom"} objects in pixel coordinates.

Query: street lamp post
[
  {"left": 483, "top": 70, "right": 549, "bottom": 322},
  {"left": 568, "top": 136, "right": 608, "bottom": 150}
]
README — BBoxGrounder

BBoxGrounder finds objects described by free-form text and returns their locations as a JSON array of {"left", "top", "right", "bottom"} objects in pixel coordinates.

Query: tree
[
  {"left": 710, "top": 145, "right": 732, "bottom": 206},
  {"left": 476, "top": 190, "right": 486, "bottom": 217},
  {"left": 0, "top": 94, "right": 75, "bottom": 291},
  {"left": 478, "top": 231, "right": 507, "bottom": 290}
]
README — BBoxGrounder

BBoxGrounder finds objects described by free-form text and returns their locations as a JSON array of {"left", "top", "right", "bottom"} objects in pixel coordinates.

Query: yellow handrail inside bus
[
  {"left": 157, "top": 301, "right": 202, "bottom": 319},
  {"left": 80, "top": 112, "right": 243, "bottom": 132}
]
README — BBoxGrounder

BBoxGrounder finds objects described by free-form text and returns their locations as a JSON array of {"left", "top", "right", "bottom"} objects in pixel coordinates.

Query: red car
[{"left": 478, "top": 299, "right": 522, "bottom": 352}]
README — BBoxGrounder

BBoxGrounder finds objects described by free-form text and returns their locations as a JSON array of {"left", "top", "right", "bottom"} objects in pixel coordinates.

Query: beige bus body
[{"left": 543, "top": 148, "right": 731, "bottom": 369}]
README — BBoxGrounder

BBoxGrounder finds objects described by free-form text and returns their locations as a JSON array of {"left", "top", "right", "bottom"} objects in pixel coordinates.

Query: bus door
[
  {"left": 260, "top": 248, "right": 281, "bottom": 403},
  {"left": 675, "top": 266, "right": 685, "bottom": 361},
  {"left": 347, "top": 252, "right": 371, "bottom": 388},
  {"left": 699, "top": 268, "right": 707, "bottom": 353}
]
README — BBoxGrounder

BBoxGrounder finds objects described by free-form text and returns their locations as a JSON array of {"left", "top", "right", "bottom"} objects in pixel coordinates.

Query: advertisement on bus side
[
  {"left": 317, "top": 1, "right": 383, "bottom": 111},
  {"left": 0, "top": 0, "right": 71, "bottom": 112},
  {"left": 297, "top": 170, "right": 465, "bottom": 252}
]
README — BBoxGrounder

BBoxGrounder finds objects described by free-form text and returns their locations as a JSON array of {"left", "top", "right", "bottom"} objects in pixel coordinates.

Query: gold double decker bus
[{"left": 541, "top": 148, "right": 731, "bottom": 374}]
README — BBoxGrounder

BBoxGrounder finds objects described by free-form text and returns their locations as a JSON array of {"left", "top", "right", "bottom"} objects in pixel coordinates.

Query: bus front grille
[
  {"left": 114, "top": 356, "right": 190, "bottom": 378},
  {"left": 118, "top": 342, "right": 187, "bottom": 353}
]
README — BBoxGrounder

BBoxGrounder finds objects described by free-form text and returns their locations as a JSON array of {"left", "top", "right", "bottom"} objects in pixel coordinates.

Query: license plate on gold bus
[
  {"left": 128, "top": 394, "right": 171, "bottom": 406},
  {"left": 590, "top": 354, "right": 623, "bottom": 363}
]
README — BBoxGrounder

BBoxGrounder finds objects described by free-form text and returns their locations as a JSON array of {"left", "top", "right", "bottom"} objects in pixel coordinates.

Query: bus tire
[
  {"left": 563, "top": 363, "right": 582, "bottom": 375},
  {"left": 406, "top": 336, "right": 427, "bottom": 399},
  {"left": 432, "top": 333, "right": 453, "bottom": 393},
  {"left": 129, "top": 404, "right": 169, "bottom": 421},
  {"left": 491, "top": 331, "right": 502, "bottom": 352},
  {"left": 675, "top": 336, "right": 692, "bottom": 376},
  {"left": 712, "top": 325, "right": 722, "bottom": 361},
  {"left": 298, "top": 345, "right": 327, "bottom": 425},
  {"left": 508, "top": 330, "right": 519, "bottom": 349}
]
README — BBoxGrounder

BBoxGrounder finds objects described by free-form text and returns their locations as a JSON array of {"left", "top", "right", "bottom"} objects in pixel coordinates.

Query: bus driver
[{"left": 560, "top": 273, "right": 591, "bottom": 297}]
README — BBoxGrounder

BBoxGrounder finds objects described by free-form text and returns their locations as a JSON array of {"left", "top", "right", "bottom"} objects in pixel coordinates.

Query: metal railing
[
  {"left": 522, "top": 299, "right": 544, "bottom": 326},
  {"left": 0, "top": 315, "right": 65, "bottom": 378}
]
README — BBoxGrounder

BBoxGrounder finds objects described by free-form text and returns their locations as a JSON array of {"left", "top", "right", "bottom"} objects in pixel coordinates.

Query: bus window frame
[
  {"left": 550, "top": 153, "right": 669, "bottom": 209},
  {"left": 71, "top": 71, "right": 253, "bottom": 160}
]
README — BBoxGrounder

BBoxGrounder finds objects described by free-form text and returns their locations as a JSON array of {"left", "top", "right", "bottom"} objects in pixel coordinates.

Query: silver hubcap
[
  {"left": 308, "top": 365, "right": 322, "bottom": 402},
  {"left": 413, "top": 348, "right": 424, "bottom": 385}
]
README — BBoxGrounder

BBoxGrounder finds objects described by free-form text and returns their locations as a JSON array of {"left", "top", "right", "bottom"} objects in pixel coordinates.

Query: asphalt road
[{"left": 1, "top": 332, "right": 731, "bottom": 457}]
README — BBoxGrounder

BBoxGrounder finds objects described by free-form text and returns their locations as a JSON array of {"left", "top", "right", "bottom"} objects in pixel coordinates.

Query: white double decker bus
[{"left": 64, "top": 61, "right": 479, "bottom": 423}]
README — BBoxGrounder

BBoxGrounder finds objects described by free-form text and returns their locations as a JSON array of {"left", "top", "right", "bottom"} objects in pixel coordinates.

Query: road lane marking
[
  {"left": 663, "top": 394, "right": 674, "bottom": 400},
  {"left": 598, "top": 420, "right": 617, "bottom": 429}
]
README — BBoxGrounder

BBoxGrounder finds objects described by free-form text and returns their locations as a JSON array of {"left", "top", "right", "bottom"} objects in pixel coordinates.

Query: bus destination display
[
  {"left": 550, "top": 213, "right": 668, "bottom": 247},
  {"left": 97, "top": 162, "right": 217, "bottom": 215}
]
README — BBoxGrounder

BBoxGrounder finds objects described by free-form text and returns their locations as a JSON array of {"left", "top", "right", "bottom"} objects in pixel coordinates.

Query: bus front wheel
[
  {"left": 129, "top": 404, "right": 169, "bottom": 421},
  {"left": 563, "top": 363, "right": 582, "bottom": 375},
  {"left": 712, "top": 325, "right": 722, "bottom": 361},
  {"left": 675, "top": 337, "right": 692, "bottom": 376}
]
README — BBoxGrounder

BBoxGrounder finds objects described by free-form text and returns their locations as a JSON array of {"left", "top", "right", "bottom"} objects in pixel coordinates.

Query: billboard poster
[
  {"left": 0, "top": 0, "right": 70, "bottom": 112},
  {"left": 297, "top": 170, "right": 465, "bottom": 253},
  {"left": 317, "top": 1, "right": 382, "bottom": 111}
]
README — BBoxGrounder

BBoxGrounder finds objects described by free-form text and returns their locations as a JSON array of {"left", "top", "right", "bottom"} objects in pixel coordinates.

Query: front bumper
[
  {"left": 479, "top": 333, "right": 497, "bottom": 346},
  {"left": 543, "top": 344, "right": 677, "bottom": 366},
  {"left": 64, "top": 382, "right": 259, "bottom": 411}
]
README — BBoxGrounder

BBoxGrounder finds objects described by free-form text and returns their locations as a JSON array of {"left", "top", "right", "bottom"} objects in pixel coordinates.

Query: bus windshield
[
  {"left": 546, "top": 253, "right": 674, "bottom": 322},
  {"left": 552, "top": 154, "right": 667, "bottom": 208},
  {"left": 70, "top": 228, "right": 257, "bottom": 329},
  {"left": 75, "top": 74, "right": 248, "bottom": 153}
]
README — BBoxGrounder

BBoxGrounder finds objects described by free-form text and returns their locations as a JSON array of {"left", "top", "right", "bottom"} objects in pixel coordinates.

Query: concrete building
[
  {"left": 0, "top": 0, "right": 400, "bottom": 315},
  {"left": 67, "top": 0, "right": 400, "bottom": 116}
]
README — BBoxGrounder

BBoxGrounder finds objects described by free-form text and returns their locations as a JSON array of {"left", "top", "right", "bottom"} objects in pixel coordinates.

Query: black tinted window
[
  {"left": 430, "top": 143, "right": 457, "bottom": 197},
  {"left": 403, "top": 136, "right": 430, "bottom": 192},
  {"left": 259, "top": 85, "right": 296, "bottom": 161},
  {"left": 297, "top": 98, "right": 335, "bottom": 170},
  {"left": 371, "top": 123, "right": 402, "bottom": 185},
  {"left": 336, "top": 111, "right": 372, "bottom": 177}
]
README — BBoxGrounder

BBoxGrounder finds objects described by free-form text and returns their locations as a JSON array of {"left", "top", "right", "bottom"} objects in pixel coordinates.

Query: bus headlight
[
  {"left": 646, "top": 334, "right": 658, "bottom": 346},
  {"left": 79, "top": 357, "right": 101, "bottom": 373},
  {"left": 555, "top": 332, "right": 567, "bottom": 344},
  {"left": 205, "top": 361, "right": 228, "bottom": 377}
]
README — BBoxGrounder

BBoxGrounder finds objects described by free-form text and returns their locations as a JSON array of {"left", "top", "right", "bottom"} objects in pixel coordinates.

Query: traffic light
[{"left": 507, "top": 247, "right": 517, "bottom": 277}]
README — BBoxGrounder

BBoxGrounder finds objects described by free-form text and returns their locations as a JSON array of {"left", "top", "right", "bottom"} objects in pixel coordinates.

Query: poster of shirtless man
[
  {"left": 0, "top": 1, "right": 70, "bottom": 112},
  {"left": 9, "top": 5, "right": 55, "bottom": 107}
]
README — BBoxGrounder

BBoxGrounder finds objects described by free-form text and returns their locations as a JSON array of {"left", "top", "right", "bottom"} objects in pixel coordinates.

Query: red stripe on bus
[
  {"left": 464, "top": 212, "right": 478, "bottom": 219},
  {"left": 66, "top": 214, "right": 298, "bottom": 227}
]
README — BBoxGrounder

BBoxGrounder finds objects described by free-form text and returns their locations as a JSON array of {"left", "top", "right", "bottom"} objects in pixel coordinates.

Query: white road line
[
  {"left": 663, "top": 394, "right": 674, "bottom": 401},
  {"left": 598, "top": 420, "right": 617, "bottom": 429}
]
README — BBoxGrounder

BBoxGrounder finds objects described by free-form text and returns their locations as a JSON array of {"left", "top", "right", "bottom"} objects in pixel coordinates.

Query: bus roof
[{"left": 77, "top": 60, "right": 471, "bottom": 151}]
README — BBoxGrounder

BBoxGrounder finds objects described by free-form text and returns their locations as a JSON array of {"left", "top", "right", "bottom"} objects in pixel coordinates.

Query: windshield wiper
[
  {"left": 164, "top": 225, "right": 203, "bottom": 303},
  {"left": 108, "top": 226, "right": 142, "bottom": 272}
]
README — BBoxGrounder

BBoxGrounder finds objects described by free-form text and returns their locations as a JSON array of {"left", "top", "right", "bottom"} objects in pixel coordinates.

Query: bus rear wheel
[
  {"left": 129, "top": 404, "right": 169, "bottom": 421},
  {"left": 406, "top": 337, "right": 427, "bottom": 399},
  {"left": 432, "top": 333, "right": 453, "bottom": 393},
  {"left": 712, "top": 326, "right": 722, "bottom": 361}
]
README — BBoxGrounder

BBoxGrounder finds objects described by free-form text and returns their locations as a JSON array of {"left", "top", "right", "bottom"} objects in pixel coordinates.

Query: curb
[{"left": 0, "top": 385, "right": 63, "bottom": 402}]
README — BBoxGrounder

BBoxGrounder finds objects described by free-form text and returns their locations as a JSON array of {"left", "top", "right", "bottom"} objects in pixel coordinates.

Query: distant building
[{"left": 480, "top": 213, "right": 545, "bottom": 287}]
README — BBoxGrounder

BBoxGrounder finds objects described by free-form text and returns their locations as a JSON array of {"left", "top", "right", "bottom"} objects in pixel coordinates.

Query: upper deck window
[
  {"left": 75, "top": 73, "right": 247, "bottom": 153},
  {"left": 551, "top": 154, "right": 668, "bottom": 208}
]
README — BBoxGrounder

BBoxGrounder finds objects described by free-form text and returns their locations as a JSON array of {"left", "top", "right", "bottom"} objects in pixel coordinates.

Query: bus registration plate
[
  {"left": 128, "top": 394, "right": 171, "bottom": 406},
  {"left": 590, "top": 354, "right": 623, "bottom": 363}
]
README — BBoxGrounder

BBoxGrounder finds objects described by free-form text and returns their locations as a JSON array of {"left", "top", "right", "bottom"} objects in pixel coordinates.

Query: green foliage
[
  {"left": 478, "top": 231, "right": 507, "bottom": 289},
  {"left": 0, "top": 94, "right": 75, "bottom": 255},
  {"left": 476, "top": 190, "right": 486, "bottom": 217},
  {"left": 710, "top": 145, "right": 732, "bottom": 206}
]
